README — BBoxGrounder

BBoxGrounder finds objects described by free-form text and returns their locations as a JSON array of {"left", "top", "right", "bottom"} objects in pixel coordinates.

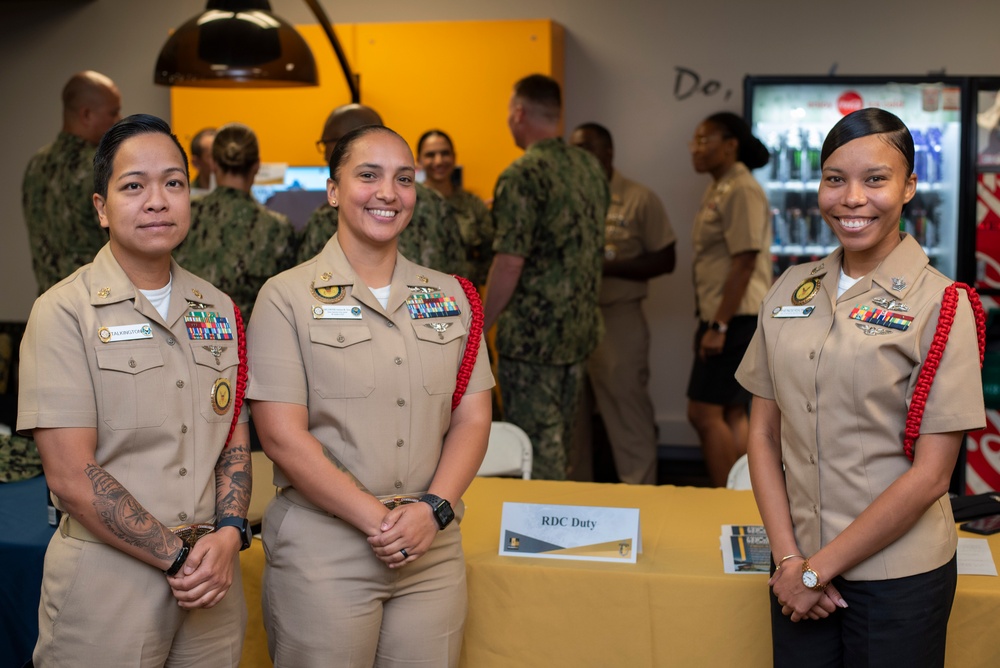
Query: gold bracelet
[{"left": 778, "top": 554, "right": 805, "bottom": 567}]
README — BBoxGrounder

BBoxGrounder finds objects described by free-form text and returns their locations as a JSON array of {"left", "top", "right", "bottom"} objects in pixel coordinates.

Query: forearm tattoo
[
  {"left": 215, "top": 441, "right": 252, "bottom": 519},
  {"left": 322, "top": 448, "right": 374, "bottom": 496},
  {"left": 85, "top": 463, "right": 177, "bottom": 560}
]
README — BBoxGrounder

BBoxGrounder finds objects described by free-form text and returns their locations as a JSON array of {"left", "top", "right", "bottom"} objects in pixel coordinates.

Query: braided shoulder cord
[
  {"left": 451, "top": 275, "right": 484, "bottom": 411},
  {"left": 225, "top": 300, "right": 249, "bottom": 446},
  {"left": 903, "top": 282, "right": 985, "bottom": 461}
]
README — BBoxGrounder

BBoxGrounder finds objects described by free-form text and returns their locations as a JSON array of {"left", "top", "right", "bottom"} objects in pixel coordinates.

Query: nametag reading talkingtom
[
  {"left": 499, "top": 502, "right": 641, "bottom": 564},
  {"left": 771, "top": 305, "right": 815, "bottom": 319},
  {"left": 98, "top": 323, "right": 154, "bottom": 343}
]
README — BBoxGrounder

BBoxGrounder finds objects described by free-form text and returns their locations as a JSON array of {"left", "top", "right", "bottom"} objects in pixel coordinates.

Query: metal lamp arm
[{"left": 303, "top": 0, "right": 360, "bottom": 102}]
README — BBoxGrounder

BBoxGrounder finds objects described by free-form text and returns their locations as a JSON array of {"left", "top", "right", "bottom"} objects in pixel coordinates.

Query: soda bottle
[{"left": 912, "top": 129, "right": 928, "bottom": 183}]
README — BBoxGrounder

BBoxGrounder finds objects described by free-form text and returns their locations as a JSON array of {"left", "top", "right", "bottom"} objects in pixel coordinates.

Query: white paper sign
[{"left": 499, "top": 502, "right": 641, "bottom": 563}]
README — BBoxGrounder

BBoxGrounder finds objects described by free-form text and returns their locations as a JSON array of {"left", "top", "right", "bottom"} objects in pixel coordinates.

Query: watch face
[{"left": 802, "top": 569, "right": 819, "bottom": 588}]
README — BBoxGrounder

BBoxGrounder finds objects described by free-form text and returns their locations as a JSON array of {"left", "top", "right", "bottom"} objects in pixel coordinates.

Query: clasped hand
[
  {"left": 769, "top": 563, "right": 848, "bottom": 623},
  {"left": 367, "top": 502, "right": 438, "bottom": 569},
  {"left": 166, "top": 529, "right": 241, "bottom": 609}
]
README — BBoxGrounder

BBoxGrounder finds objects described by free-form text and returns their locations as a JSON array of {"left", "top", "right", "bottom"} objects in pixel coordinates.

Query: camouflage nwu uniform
[
  {"left": 296, "top": 182, "right": 466, "bottom": 276},
  {"left": 22, "top": 132, "right": 108, "bottom": 294},
  {"left": 448, "top": 188, "right": 494, "bottom": 288},
  {"left": 175, "top": 186, "right": 297, "bottom": 319},
  {"left": 491, "top": 137, "right": 609, "bottom": 480}
]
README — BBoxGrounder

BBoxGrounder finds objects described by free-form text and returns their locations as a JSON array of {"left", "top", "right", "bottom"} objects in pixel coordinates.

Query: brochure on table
[{"left": 499, "top": 502, "right": 641, "bottom": 563}]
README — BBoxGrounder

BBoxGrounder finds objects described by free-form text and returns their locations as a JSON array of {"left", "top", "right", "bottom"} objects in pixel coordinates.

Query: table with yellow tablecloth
[{"left": 240, "top": 478, "right": 1000, "bottom": 667}]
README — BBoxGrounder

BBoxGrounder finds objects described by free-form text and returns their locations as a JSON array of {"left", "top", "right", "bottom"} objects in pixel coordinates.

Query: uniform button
[
  {"left": 394, "top": 357, "right": 403, "bottom": 365},
  {"left": 806, "top": 402, "right": 812, "bottom": 412},
  {"left": 812, "top": 505, "right": 818, "bottom": 515},
  {"left": 179, "top": 468, "right": 188, "bottom": 476},
  {"left": 178, "top": 512, "right": 188, "bottom": 521},
  {"left": 128, "top": 358, "right": 136, "bottom": 368},
  {"left": 166, "top": 338, "right": 176, "bottom": 346},
  {"left": 394, "top": 480, "right": 403, "bottom": 489},
  {"left": 809, "top": 455, "right": 815, "bottom": 464},
  {"left": 181, "top": 424, "right": 188, "bottom": 434},
  {"left": 808, "top": 351, "right": 815, "bottom": 360},
  {"left": 176, "top": 380, "right": 185, "bottom": 388},
  {"left": 397, "top": 398, "right": 405, "bottom": 407},
  {"left": 337, "top": 334, "right": 345, "bottom": 343},
  {"left": 396, "top": 439, "right": 404, "bottom": 447},
  {"left": 386, "top": 321, "right": 394, "bottom": 328}
]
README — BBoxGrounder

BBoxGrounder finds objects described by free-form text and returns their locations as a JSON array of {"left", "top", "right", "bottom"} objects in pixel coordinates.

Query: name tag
[
  {"left": 98, "top": 323, "right": 153, "bottom": 343},
  {"left": 312, "top": 305, "right": 363, "bottom": 320},
  {"left": 499, "top": 502, "right": 641, "bottom": 563},
  {"left": 771, "top": 305, "right": 815, "bottom": 318}
]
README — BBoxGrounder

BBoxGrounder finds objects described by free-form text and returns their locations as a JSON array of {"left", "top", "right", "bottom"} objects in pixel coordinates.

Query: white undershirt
[
  {"left": 139, "top": 277, "right": 172, "bottom": 320},
  {"left": 371, "top": 284, "right": 391, "bottom": 310},
  {"left": 837, "top": 269, "right": 863, "bottom": 298}
]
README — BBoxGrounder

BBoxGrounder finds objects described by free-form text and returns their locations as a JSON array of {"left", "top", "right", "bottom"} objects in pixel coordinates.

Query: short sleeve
[
  {"left": 491, "top": 167, "right": 535, "bottom": 258},
  {"left": 246, "top": 277, "right": 309, "bottom": 406},
  {"left": 721, "top": 182, "right": 769, "bottom": 255}
]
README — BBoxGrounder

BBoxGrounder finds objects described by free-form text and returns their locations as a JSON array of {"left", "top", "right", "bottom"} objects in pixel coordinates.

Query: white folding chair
[
  {"left": 726, "top": 453, "right": 752, "bottom": 490},
  {"left": 478, "top": 421, "right": 533, "bottom": 480}
]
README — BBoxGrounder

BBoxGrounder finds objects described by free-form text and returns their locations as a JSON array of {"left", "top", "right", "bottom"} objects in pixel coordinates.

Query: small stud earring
[{"left": 331, "top": 200, "right": 337, "bottom": 206}]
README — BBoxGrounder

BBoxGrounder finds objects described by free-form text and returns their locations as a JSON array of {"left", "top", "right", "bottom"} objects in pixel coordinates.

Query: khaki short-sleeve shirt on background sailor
[
  {"left": 246, "top": 233, "right": 494, "bottom": 497},
  {"left": 736, "top": 234, "right": 985, "bottom": 580},
  {"left": 17, "top": 244, "right": 246, "bottom": 526},
  {"left": 692, "top": 161, "right": 772, "bottom": 322}
]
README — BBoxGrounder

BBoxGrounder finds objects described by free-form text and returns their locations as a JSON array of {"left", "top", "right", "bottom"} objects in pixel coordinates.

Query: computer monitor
[{"left": 252, "top": 165, "right": 330, "bottom": 231}]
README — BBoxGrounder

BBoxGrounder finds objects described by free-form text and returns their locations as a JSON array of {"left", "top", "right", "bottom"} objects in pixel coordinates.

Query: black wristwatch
[
  {"left": 164, "top": 545, "right": 190, "bottom": 576},
  {"left": 709, "top": 320, "right": 729, "bottom": 334},
  {"left": 215, "top": 516, "right": 252, "bottom": 551},
  {"left": 419, "top": 494, "right": 455, "bottom": 530}
]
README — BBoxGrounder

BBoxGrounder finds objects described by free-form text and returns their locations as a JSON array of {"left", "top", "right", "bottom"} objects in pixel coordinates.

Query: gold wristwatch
[{"left": 801, "top": 560, "right": 827, "bottom": 591}]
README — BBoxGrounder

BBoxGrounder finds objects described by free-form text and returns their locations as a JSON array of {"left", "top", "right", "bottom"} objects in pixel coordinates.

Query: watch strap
[
  {"left": 215, "top": 516, "right": 251, "bottom": 550},
  {"left": 419, "top": 494, "right": 454, "bottom": 530},
  {"left": 164, "top": 545, "right": 190, "bottom": 576}
]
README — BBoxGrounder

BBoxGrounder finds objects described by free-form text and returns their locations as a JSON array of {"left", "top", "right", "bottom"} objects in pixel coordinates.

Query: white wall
[{"left": 2, "top": 0, "right": 999, "bottom": 444}]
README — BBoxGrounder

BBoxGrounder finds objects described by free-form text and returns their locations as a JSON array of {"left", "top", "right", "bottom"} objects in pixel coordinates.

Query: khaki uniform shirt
[
  {"left": 17, "top": 244, "right": 247, "bottom": 525},
  {"left": 246, "top": 234, "right": 494, "bottom": 496},
  {"left": 692, "top": 162, "right": 772, "bottom": 321},
  {"left": 601, "top": 170, "right": 676, "bottom": 305},
  {"left": 736, "top": 235, "right": 985, "bottom": 580}
]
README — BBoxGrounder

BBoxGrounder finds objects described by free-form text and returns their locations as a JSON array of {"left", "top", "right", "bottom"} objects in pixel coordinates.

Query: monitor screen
[{"left": 252, "top": 166, "right": 330, "bottom": 231}]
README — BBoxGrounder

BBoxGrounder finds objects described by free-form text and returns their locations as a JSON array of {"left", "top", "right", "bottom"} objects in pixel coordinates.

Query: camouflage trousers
[{"left": 498, "top": 357, "right": 586, "bottom": 481}]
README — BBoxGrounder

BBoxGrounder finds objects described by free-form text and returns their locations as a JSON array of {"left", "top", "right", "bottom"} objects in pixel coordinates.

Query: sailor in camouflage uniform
[
  {"left": 175, "top": 123, "right": 297, "bottom": 320},
  {"left": 484, "top": 75, "right": 609, "bottom": 480},
  {"left": 21, "top": 71, "right": 121, "bottom": 294},
  {"left": 296, "top": 104, "right": 466, "bottom": 275}
]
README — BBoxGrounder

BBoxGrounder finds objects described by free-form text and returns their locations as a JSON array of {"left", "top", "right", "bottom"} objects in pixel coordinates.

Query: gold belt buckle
[
  {"left": 380, "top": 495, "right": 420, "bottom": 511},
  {"left": 171, "top": 523, "right": 216, "bottom": 548}
]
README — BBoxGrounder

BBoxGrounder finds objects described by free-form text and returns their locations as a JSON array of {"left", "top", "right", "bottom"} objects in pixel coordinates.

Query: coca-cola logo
[{"left": 837, "top": 91, "right": 864, "bottom": 115}]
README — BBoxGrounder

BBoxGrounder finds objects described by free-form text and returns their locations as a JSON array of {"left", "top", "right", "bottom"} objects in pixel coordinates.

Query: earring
[{"left": 331, "top": 199, "right": 337, "bottom": 206}]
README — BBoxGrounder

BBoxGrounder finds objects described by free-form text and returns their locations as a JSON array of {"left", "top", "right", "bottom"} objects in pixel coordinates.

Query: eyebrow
[
  {"left": 823, "top": 164, "right": 894, "bottom": 174},
  {"left": 116, "top": 166, "right": 187, "bottom": 181}
]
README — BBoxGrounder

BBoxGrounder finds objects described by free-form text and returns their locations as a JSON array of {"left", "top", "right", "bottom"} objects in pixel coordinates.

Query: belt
[
  {"left": 278, "top": 487, "right": 423, "bottom": 515},
  {"left": 61, "top": 515, "right": 216, "bottom": 547}
]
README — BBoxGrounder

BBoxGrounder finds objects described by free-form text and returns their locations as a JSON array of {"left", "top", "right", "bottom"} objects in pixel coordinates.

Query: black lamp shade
[{"left": 155, "top": 1, "right": 318, "bottom": 87}]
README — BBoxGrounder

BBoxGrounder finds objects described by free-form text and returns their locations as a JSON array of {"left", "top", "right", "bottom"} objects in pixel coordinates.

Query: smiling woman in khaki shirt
[
  {"left": 737, "top": 108, "right": 985, "bottom": 667},
  {"left": 247, "top": 125, "right": 493, "bottom": 667}
]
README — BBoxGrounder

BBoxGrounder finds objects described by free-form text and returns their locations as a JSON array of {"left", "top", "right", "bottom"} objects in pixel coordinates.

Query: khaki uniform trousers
[
  {"left": 262, "top": 492, "right": 467, "bottom": 668},
  {"left": 575, "top": 300, "right": 657, "bottom": 484},
  {"left": 33, "top": 529, "right": 246, "bottom": 667}
]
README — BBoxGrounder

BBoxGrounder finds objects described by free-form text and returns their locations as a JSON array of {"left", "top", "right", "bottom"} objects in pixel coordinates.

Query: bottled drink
[
  {"left": 912, "top": 129, "right": 929, "bottom": 183},
  {"left": 787, "top": 130, "right": 802, "bottom": 182},
  {"left": 927, "top": 126, "right": 944, "bottom": 184}
]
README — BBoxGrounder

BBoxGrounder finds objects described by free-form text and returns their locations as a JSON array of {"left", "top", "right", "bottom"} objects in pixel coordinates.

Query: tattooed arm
[
  {"left": 167, "top": 422, "right": 251, "bottom": 609},
  {"left": 34, "top": 426, "right": 184, "bottom": 571}
]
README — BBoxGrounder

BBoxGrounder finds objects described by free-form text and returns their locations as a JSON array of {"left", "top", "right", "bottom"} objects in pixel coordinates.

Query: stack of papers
[{"left": 720, "top": 525, "right": 770, "bottom": 574}]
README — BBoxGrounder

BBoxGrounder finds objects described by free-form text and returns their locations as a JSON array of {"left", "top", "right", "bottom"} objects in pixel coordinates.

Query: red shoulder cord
[
  {"left": 225, "top": 300, "right": 249, "bottom": 446},
  {"left": 903, "top": 282, "right": 985, "bottom": 461},
  {"left": 451, "top": 275, "right": 484, "bottom": 411}
]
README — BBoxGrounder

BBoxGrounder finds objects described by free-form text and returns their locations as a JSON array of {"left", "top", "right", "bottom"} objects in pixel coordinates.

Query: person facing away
[
  {"left": 296, "top": 103, "right": 467, "bottom": 275},
  {"left": 175, "top": 122, "right": 297, "bottom": 320},
  {"left": 483, "top": 74, "right": 609, "bottom": 480},
  {"left": 569, "top": 122, "right": 676, "bottom": 485},
  {"left": 189, "top": 126, "right": 216, "bottom": 197},
  {"left": 22, "top": 70, "right": 122, "bottom": 294}
]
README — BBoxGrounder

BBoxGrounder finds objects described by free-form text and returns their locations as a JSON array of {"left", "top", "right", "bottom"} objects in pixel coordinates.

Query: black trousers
[{"left": 770, "top": 555, "right": 957, "bottom": 668}]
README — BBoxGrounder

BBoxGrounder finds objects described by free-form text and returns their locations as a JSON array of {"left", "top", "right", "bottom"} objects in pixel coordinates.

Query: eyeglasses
[{"left": 688, "top": 134, "right": 728, "bottom": 151}]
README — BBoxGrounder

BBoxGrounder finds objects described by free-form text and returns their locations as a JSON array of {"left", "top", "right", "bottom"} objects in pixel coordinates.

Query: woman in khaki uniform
[
  {"left": 736, "top": 108, "right": 985, "bottom": 667},
  {"left": 247, "top": 125, "right": 493, "bottom": 667}
]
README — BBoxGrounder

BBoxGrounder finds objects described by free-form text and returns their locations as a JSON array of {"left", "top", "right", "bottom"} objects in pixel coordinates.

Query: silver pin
[
  {"left": 891, "top": 277, "right": 907, "bottom": 292},
  {"left": 424, "top": 322, "right": 452, "bottom": 339},
  {"left": 872, "top": 297, "right": 909, "bottom": 312}
]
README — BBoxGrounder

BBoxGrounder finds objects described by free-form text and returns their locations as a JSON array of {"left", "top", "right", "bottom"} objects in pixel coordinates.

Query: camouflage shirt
[
  {"left": 22, "top": 132, "right": 108, "bottom": 294},
  {"left": 175, "top": 186, "right": 298, "bottom": 319},
  {"left": 296, "top": 182, "right": 467, "bottom": 276},
  {"left": 491, "top": 137, "right": 609, "bottom": 364},
  {"left": 448, "top": 188, "right": 494, "bottom": 288}
]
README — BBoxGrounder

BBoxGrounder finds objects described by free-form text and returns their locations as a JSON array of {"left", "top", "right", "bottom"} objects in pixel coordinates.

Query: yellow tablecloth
[{"left": 240, "top": 478, "right": 1000, "bottom": 667}]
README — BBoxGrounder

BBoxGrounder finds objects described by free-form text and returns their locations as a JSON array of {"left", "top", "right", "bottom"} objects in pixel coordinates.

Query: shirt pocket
[
  {"left": 190, "top": 344, "right": 241, "bottom": 423},
  {"left": 95, "top": 345, "right": 166, "bottom": 430},
  {"left": 411, "top": 318, "right": 468, "bottom": 395},
  {"left": 308, "top": 325, "right": 376, "bottom": 399}
]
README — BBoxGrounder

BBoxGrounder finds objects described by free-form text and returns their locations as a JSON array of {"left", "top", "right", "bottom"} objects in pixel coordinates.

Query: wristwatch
[
  {"left": 164, "top": 545, "right": 190, "bottom": 576},
  {"left": 215, "top": 516, "right": 252, "bottom": 551},
  {"left": 709, "top": 320, "right": 729, "bottom": 334},
  {"left": 801, "top": 560, "right": 827, "bottom": 591},
  {"left": 419, "top": 494, "right": 455, "bottom": 530}
]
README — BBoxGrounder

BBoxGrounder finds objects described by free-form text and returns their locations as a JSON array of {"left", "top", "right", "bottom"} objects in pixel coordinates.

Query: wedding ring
[{"left": 400, "top": 548, "right": 409, "bottom": 558}]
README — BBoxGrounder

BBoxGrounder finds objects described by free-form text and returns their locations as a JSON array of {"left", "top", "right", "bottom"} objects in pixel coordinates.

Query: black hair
[
  {"left": 94, "top": 114, "right": 188, "bottom": 198},
  {"left": 821, "top": 107, "right": 914, "bottom": 176},
  {"left": 513, "top": 74, "right": 561, "bottom": 113},
  {"left": 574, "top": 122, "right": 614, "bottom": 152},
  {"left": 704, "top": 112, "right": 770, "bottom": 170},
  {"left": 416, "top": 129, "right": 454, "bottom": 157},
  {"left": 328, "top": 125, "right": 408, "bottom": 182}
]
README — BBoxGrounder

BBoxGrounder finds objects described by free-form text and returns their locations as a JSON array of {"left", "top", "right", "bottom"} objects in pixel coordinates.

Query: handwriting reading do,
[{"left": 674, "top": 67, "right": 732, "bottom": 102}]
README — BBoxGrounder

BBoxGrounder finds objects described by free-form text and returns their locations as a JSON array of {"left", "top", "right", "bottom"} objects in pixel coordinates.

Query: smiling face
[
  {"left": 328, "top": 129, "right": 416, "bottom": 250},
  {"left": 93, "top": 132, "right": 190, "bottom": 271},
  {"left": 818, "top": 133, "right": 917, "bottom": 276},
  {"left": 417, "top": 134, "right": 455, "bottom": 188}
]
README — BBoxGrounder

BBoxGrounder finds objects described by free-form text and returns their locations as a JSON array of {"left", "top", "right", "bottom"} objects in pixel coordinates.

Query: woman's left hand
[
  {"left": 367, "top": 502, "right": 439, "bottom": 568},
  {"left": 769, "top": 561, "right": 832, "bottom": 622}
]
